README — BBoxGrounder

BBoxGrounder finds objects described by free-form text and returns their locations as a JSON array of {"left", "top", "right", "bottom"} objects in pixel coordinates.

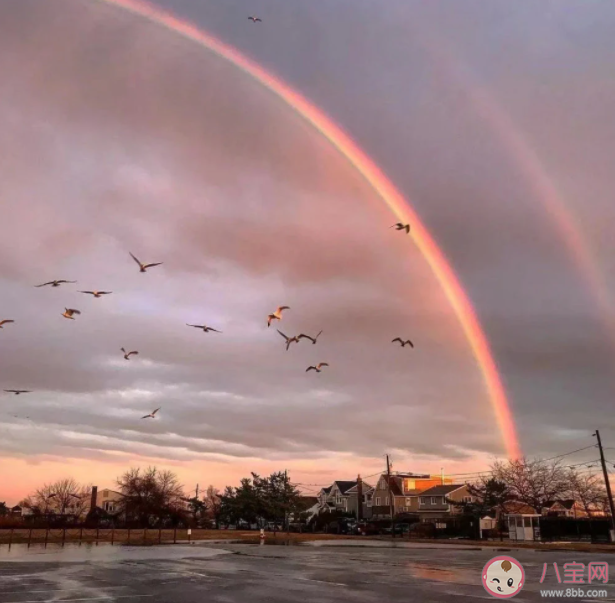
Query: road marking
[{"left": 2, "top": 595, "right": 153, "bottom": 603}]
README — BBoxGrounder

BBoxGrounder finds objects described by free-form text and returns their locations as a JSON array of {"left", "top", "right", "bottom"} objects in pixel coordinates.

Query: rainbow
[
  {"left": 87, "top": 0, "right": 521, "bottom": 459},
  {"left": 416, "top": 34, "right": 614, "bottom": 340}
]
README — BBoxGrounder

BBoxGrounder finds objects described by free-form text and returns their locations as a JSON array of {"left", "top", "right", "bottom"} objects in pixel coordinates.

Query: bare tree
[
  {"left": 491, "top": 457, "right": 569, "bottom": 511},
  {"left": 567, "top": 468, "right": 608, "bottom": 517},
  {"left": 116, "top": 467, "right": 186, "bottom": 527},
  {"left": 205, "top": 485, "right": 222, "bottom": 528},
  {"left": 31, "top": 478, "right": 90, "bottom": 518}
]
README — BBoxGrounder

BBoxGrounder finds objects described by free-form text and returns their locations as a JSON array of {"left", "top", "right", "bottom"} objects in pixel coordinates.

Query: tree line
[
  {"left": 458, "top": 457, "right": 609, "bottom": 519},
  {"left": 3, "top": 467, "right": 307, "bottom": 528}
]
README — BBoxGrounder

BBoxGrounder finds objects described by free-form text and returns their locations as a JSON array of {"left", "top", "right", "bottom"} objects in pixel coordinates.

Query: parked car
[
  {"left": 356, "top": 521, "right": 380, "bottom": 536},
  {"left": 381, "top": 523, "right": 411, "bottom": 535}
]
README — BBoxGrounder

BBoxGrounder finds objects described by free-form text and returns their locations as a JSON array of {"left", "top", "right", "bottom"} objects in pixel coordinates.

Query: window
[
  {"left": 375, "top": 497, "right": 381, "bottom": 506},
  {"left": 463, "top": 496, "right": 472, "bottom": 503},
  {"left": 405, "top": 498, "right": 411, "bottom": 505},
  {"left": 385, "top": 496, "right": 389, "bottom": 506},
  {"left": 431, "top": 497, "right": 438, "bottom": 505},
  {"left": 523, "top": 517, "right": 532, "bottom": 528},
  {"left": 419, "top": 497, "right": 426, "bottom": 505}
]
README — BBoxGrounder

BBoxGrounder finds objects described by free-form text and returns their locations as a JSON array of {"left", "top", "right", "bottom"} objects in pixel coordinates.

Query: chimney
[
  {"left": 90, "top": 486, "right": 98, "bottom": 513},
  {"left": 357, "top": 474, "right": 363, "bottom": 521}
]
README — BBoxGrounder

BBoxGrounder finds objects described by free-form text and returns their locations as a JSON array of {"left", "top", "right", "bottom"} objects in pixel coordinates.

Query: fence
[
  {"left": 0, "top": 527, "right": 198, "bottom": 548},
  {"left": 539, "top": 517, "right": 612, "bottom": 543}
]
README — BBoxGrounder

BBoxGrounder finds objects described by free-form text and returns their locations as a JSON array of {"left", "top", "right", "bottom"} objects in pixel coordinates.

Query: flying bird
[
  {"left": 129, "top": 252, "right": 163, "bottom": 273},
  {"left": 392, "top": 337, "right": 414, "bottom": 348},
  {"left": 142, "top": 407, "right": 160, "bottom": 419},
  {"left": 80, "top": 291, "right": 112, "bottom": 298},
  {"left": 306, "top": 363, "right": 329, "bottom": 373},
  {"left": 35, "top": 280, "right": 77, "bottom": 288},
  {"left": 0, "top": 320, "right": 15, "bottom": 329},
  {"left": 277, "top": 330, "right": 299, "bottom": 351},
  {"left": 390, "top": 223, "right": 410, "bottom": 234},
  {"left": 267, "top": 306, "right": 289, "bottom": 327},
  {"left": 62, "top": 308, "right": 81, "bottom": 320},
  {"left": 121, "top": 347, "right": 139, "bottom": 360},
  {"left": 186, "top": 324, "right": 222, "bottom": 333},
  {"left": 248, "top": 16, "right": 262, "bottom": 22},
  {"left": 4, "top": 389, "right": 31, "bottom": 395},
  {"left": 298, "top": 330, "right": 323, "bottom": 345}
]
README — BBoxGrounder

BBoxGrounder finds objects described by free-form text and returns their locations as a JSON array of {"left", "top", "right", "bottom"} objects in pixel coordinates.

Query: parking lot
[{"left": 0, "top": 540, "right": 614, "bottom": 602}]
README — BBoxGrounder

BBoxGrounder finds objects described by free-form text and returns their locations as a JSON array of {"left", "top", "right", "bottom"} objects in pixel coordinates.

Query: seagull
[
  {"left": 277, "top": 330, "right": 299, "bottom": 351},
  {"left": 186, "top": 324, "right": 222, "bottom": 333},
  {"left": 248, "top": 16, "right": 262, "bottom": 22},
  {"left": 392, "top": 337, "right": 414, "bottom": 348},
  {"left": 390, "top": 223, "right": 410, "bottom": 234},
  {"left": 267, "top": 306, "right": 289, "bottom": 327},
  {"left": 298, "top": 330, "right": 323, "bottom": 345},
  {"left": 4, "top": 389, "right": 31, "bottom": 395},
  {"left": 0, "top": 320, "right": 15, "bottom": 329},
  {"left": 62, "top": 308, "right": 81, "bottom": 320},
  {"left": 306, "top": 363, "right": 329, "bottom": 373},
  {"left": 142, "top": 407, "right": 160, "bottom": 419},
  {"left": 35, "top": 280, "right": 77, "bottom": 288},
  {"left": 121, "top": 347, "right": 139, "bottom": 360},
  {"left": 80, "top": 290, "right": 112, "bottom": 298},
  {"left": 129, "top": 252, "right": 163, "bottom": 273}
]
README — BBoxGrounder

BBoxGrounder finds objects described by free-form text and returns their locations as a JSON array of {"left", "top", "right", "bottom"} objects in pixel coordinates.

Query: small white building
[{"left": 504, "top": 503, "right": 541, "bottom": 541}]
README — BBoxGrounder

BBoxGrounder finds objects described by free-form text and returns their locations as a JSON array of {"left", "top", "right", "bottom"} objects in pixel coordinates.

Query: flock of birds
[{"left": 2, "top": 37, "right": 415, "bottom": 426}]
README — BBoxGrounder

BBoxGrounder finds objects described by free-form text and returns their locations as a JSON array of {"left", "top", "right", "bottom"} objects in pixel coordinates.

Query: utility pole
[
  {"left": 386, "top": 454, "right": 395, "bottom": 537},
  {"left": 357, "top": 474, "right": 363, "bottom": 522},
  {"left": 594, "top": 430, "right": 615, "bottom": 541},
  {"left": 195, "top": 484, "right": 199, "bottom": 499},
  {"left": 441, "top": 467, "right": 444, "bottom": 485}
]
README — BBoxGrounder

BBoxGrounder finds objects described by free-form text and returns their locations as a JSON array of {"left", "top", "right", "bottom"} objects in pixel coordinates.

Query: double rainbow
[{"left": 88, "top": 0, "right": 521, "bottom": 459}]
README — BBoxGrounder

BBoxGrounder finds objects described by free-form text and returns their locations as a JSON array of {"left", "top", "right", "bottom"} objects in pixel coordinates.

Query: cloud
[{"left": 1, "top": 0, "right": 613, "bottom": 502}]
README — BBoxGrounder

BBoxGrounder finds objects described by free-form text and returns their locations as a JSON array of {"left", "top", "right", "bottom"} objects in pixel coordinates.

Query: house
[
  {"left": 417, "top": 484, "right": 477, "bottom": 521},
  {"left": 542, "top": 499, "right": 588, "bottom": 518},
  {"left": 95, "top": 488, "right": 123, "bottom": 514},
  {"left": 344, "top": 481, "right": 374, "bottom": 519},
  {"left": 315, "top": 479, "right": 374, "bottom": 519},
  {"left": 10, "top": 505, "right": 23, "bottom": 516},
  {"left": 371, "top": 473, "right": 453, "bottom": 519}
]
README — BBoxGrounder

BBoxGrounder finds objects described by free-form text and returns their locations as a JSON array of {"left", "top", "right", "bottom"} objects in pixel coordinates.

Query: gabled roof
[
  {"left": 376, "top": 476, "right": 404, "bottom": 497},
  {"left": 320, "top": 486, "right": 332, "bottom": 495},
  {"left": 502, "top": 501, "right": 538, "bottom": 515},
  {"left": 419, "top": 484, "right": 465, "bottom": 497},
  {"left": 334, "top": 481, "right": 359, "bottom": 495},
  {"left": 344, "top": 482, "right": 374, "bottom": 494}
]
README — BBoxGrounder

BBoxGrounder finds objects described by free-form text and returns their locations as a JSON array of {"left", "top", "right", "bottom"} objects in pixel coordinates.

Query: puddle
[
  {"left": 0, "top": 542, "right": 232, "bottom": 563},
  {"left": 407, "top": 562, "right": 475, "bottom": 585}
]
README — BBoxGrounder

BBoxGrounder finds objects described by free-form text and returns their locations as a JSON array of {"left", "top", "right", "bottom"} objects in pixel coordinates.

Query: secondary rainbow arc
[{"left": 88, "top": 0, "right": 522, "bottom": 459}]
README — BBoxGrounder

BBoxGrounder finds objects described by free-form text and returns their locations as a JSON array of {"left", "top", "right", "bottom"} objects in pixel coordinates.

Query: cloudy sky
[{"left": 2, "top": 0, "right": 615, "bottom": 503}]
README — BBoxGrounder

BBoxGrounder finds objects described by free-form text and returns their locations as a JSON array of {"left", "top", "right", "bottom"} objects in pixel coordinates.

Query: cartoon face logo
[{"left": 482, "top": 556, "right": 525, "bottom": 598}]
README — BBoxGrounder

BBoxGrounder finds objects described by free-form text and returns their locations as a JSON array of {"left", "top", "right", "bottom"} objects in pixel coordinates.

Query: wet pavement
[{"left": 0, "top": 541, "right": 614, "bottom": 602}]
